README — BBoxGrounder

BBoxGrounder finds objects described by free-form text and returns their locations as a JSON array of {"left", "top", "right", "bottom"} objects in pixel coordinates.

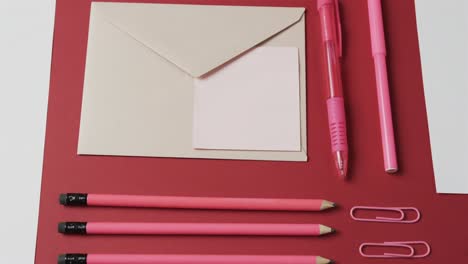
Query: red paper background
[{"left": 35, "top": 0, "right": 468, "bottom": 263}]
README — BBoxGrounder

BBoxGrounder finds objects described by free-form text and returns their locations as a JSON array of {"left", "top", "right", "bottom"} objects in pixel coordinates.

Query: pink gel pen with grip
[
  {"left": 368, "top": 0, "right": 398, "bottom": 173},
  {"left": 318, "top": 0, "right": 349, "bottom": 178}
]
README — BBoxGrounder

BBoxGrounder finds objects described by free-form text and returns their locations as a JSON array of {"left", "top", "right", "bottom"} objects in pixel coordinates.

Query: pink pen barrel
[
  {"left": 86, "top": 255, "right": 331, "bottom": 264},
  {"left": 318, "top": 1, "right": 344, "bottom": 99},
  {"left": 368, "top": 0, "right": 398, "bottom": 173},
  {"left": 322, "top": 41, "right": 344, "bottom": 98},
  {"left": 84, "top": 222, "right": 329, "bottom": 236},
  {"left": 368, "top": 0, "right": 386, "bottom": 55},
  {"left": 373, "top": 55, "right": 398, "bottom": 172}
]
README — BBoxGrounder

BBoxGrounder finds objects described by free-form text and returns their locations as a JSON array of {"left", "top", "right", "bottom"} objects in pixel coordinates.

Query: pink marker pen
[{"left": 368, "top": 0, "right": 398, "bottom": 173}]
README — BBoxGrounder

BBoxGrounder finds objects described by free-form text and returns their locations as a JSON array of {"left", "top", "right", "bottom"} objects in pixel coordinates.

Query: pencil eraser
[
  {"left": 59, "top": 193, "right": 88, "bottom": 206},
  {"left": 59, "top": 194, "right": 67, "bottom": 205},
  {"left": 58, "top": 254, "right": 87, "bottom": 264},
  {"left": 58, "top": 222, "right": 87, "bottom": 234},
  {"left": 58, "top": 254, "right": 66, "bottom": 264},
  {"left": 58, "top": 222, "right": 66, "bottom": 233}
]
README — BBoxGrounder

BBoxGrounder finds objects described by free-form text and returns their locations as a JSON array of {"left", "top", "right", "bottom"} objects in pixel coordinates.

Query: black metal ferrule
[
  {"left": 58, "top": 254, "right": 87, "bottom": 264},
  {"left": 58, "top": 222, "right": 87, "bottom": 234},
  {"left": 60, "top": 193, "right": 88, "bottom": 206}
]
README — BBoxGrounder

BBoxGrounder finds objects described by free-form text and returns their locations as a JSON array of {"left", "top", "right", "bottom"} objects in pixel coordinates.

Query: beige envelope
[{"left": 78, "top": 2, "right": 308, "bottom": 161}]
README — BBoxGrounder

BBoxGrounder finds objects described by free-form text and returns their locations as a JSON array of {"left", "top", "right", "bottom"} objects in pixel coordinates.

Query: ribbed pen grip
[{"left": 326, "top": 97, "right": 348, "bottom": 152}]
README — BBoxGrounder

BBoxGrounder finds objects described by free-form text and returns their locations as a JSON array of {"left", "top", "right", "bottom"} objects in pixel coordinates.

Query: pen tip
[
  {"left": 338, "top": 167, "right": 347, "bottom": 179},
  {"left": 339, "top": 169, "right": 345, "bottom": 177},
  {"left": 334, "top": 151, "right": 348, "bottom": 179}
]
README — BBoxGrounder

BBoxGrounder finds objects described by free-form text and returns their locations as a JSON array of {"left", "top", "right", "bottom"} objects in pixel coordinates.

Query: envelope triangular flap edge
[{"left": 93, "top": 2, "right": 305, "bottom": 77}]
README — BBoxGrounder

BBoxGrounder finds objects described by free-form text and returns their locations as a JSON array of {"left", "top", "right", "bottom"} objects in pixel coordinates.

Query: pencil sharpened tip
[
  {"left": 319, "top": 225, "right": 335, "bottom": 235},
  {"left": 321, "top": 200, "right": 336, "bottom": 210},
  {"left": 316, "top": 256, "right": 333, "bottom": 264}
]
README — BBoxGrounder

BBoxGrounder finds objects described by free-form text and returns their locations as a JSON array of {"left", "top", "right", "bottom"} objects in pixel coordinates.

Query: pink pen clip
[
  {"left": 350, "top": 206, "right": 421, "bottom": 223},
  {"left": 360, "top": 241, "right": 431, "bottom": 258}
]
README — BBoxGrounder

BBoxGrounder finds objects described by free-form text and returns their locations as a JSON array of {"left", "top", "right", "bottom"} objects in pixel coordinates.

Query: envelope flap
[{"left": 93, "top": 2, "right": 305, "bottom": 77}]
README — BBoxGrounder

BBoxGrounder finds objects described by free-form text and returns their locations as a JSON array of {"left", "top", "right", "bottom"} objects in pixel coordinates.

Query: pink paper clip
[
  {"left": 350, "top": 206, "right": 420, "bottom": 223},
  {"left": 360, "top": 241, "right": 431, "bottom": 258}
]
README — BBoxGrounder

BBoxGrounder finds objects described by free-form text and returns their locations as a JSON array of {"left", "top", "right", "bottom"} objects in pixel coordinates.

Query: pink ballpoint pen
[
  {"left": 367, "top": 0, "right": 398, "bottom": 173},
  {"left": 317, "top": 0, "right": 349, "bottom": 178}
]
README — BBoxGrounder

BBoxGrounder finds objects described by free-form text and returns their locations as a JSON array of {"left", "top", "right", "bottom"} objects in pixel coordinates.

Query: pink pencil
[
  {"left": 58, "top": 222, "right": 335, "bottom": 236},
  {"left": 58, "top": 254, "right": 334, "bottom": 264},
  {"left": 60, "top": 193, "right": 336, "bottom": 211},
  {"left": 368, "top": 0, "right": 398, "bottom": 173}
]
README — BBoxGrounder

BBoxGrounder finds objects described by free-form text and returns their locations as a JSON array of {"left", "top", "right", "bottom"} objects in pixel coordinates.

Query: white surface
[
  {"left": 0, "top": 0, "right": 55, "bottom": 262},
  {"left": 193, "top": 47, "right": 301, "bottom": 151},
  {"left": 415, "top": 0, "right": 468, "bottom": 194}
]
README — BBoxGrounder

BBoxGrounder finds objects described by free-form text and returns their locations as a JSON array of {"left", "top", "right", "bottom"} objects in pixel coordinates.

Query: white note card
[{"left": 193, "top": 47, "right": 301, "bottom": 151}]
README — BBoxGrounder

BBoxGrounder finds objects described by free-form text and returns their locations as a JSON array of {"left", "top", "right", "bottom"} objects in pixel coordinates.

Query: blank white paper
[
  {"left": 193, "top": 47, "right": 301, "bottom": 151},
  {"left": 0, "top": 0, "right": 55, "bottom": 262},
  {"left": 415, "top": 0, "right": 468, "bottom": 194}
]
